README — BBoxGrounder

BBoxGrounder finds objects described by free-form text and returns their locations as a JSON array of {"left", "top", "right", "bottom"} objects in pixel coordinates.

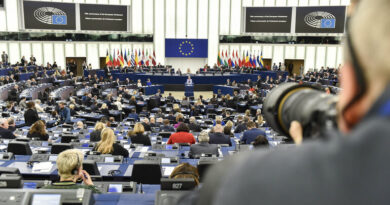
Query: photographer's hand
[{"left": 289, "top": 121, "right": 303, "bottom": 145}]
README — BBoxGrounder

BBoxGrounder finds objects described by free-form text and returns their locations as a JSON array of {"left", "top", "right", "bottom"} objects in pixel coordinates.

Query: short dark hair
[
  {"left": 246, "top": 121, "right": 257, "bottom": 128},
  {"left": 252, "top": 135, "right": 269, "bottom": 148},
  {"left": 176, "top": 123, "right": 189, "bottom": 132},
  {"left": 163, "top": 119, "right": 170, "bottom": 125},
  {"left": 27, "top": 101, "right": 35, "bottom": 109}
]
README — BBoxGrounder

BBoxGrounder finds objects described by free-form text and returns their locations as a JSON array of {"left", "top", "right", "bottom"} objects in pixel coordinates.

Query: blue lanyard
[{"left": 379, "top": 100, "right": 390, "bottom": 117}]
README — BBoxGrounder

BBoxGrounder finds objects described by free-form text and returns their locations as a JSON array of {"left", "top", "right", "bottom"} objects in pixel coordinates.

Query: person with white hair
[
  {"left": 208, "top": 124, "right": 231, "bottom": 146},
  {"left": 34, "top": 99, "right": 44, "bottom": 113},
  {"left": 75, "top": 121, "right": 84, "bottom": 130},
  {"left": 0, "top": 118, "right": 16, "bottom": 139},
  {"left": 142, "top": 118, "right": 151, "bottom": 132},
  {"left": 188, "top": 131, "right": 219, "bottom": 158}
]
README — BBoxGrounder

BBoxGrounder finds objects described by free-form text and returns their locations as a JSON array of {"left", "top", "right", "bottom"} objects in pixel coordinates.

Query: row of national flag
[
  {"left": 106, "top": 49, "right": 156, "bottom": 67},
  {"left": 217, "top": 50, "right": 264, "bottom": 69}
]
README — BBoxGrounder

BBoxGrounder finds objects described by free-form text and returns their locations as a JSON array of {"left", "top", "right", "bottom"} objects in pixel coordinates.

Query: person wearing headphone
[
  {"left": 42, "top": 149, "right": 101, "bottom": 193},
  {"left": 170, "top": 163, "right": 200, "bottom": 186}
]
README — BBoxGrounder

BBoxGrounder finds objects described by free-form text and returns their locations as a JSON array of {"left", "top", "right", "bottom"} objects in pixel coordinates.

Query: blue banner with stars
[{"left": 165, "top": 39, "right": 208, "bottom": 58}]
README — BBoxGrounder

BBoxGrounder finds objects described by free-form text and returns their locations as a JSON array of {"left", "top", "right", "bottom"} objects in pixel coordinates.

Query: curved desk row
[{"left": 84, "top": 70, "right": 287, "bottom": 85}]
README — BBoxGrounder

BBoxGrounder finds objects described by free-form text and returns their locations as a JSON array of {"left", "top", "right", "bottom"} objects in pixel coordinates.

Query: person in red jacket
[{"left": 167, "top": 123, "right": 196, "bottom": 145}]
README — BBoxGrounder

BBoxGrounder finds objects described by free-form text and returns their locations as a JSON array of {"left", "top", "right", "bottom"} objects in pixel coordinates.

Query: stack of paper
[
  {"left": 32, "top": 162, "right": 53, "bottom": 173},
  {"left": 162, "top": 166, "right": 175, "bottom": 177}
]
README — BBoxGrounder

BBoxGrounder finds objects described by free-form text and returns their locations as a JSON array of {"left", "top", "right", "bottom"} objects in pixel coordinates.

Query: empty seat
[
  {"left": 131, "top": 160, "right": 162, "bottom": 184},
  {"left": 51, "top": 143, "right": 73, "bottom": 154},
  {"left": 7, "top": 141, "right": 32, "bottom": 155},
  {"left": 83, "top": 160, "right": 100, "bottom": 176}
]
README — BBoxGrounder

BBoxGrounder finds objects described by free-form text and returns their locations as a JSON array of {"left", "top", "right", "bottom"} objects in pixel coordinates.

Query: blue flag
[{"left": 165, "top": 39, "right": 208, "bottom": 58}]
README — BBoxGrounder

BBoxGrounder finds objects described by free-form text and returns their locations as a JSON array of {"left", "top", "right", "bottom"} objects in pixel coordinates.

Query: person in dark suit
[
  {"left": 127, "top": 123, "right": 151, "bottom": 146},
  {"left": 24, "top": 101, "right": 40, "bottom": 126},
  {"left": 91, "top": 84, "right": 100, "bottom": 97},
  {"left": 100, "top": 103, "right": 110, "bottom": 117},
  {"left": 256, "top": 75, "right": 262, "bottom": 89},
  {"left": 141, "top": 118, "right": 152, "bottom": 132},
  {"left": 27, "top": 120, "right": 49, "bottom": 141},
  {"left": 167, "top": 93, "right": 175, "bottom": 102},
  {"left": 8, "top": 85, "right": 19, "bottom": 102},
  {"left": 93, "top": 128, "right": 129, "bottom": 158},
  {"left": 0, "top": 118, "right": 16, "bottom": 139},
  {"left": 188, "top": 117, "right": 202, "bottom": 132},
  {"left": 234, "top": 116, "right": 247, "bottom": 133},
  {"left": 160, "top": 119, "right": 175, "bottom": 132},
  {"left": 189, "top": 131, "right": 219, "bottom": 158},
  {"left": 241, "top": 122, "right": 266, "bottom": 144},
  {"left": 128, "top": 109, "right": 139, "bottom": 122},
  {"left": 209, "top": 125, "right": 231, "bottom": 146}
]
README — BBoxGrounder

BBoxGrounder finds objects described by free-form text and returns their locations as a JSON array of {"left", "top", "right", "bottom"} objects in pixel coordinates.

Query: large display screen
[
  {"left": 80, "top": 4, "right": 128, "bottom": 31},
  {"left": 245, "top": 7, "right": 292, "bottom": 33},
  {"left": 295, "top": 6, "right": 346, "bottom": 33},
  {"left": 23, "top": 1, "right": 76, "bottom": 30}
]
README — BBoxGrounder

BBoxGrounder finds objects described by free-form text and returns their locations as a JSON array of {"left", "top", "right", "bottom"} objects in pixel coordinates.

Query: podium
[{"left": 185, "top": 84, "right": 194, "bottom": 97}]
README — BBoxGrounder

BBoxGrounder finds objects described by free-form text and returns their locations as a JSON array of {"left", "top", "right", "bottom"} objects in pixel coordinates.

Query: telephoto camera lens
[{"left": 263, "top": 83, "right": 338, "bottom": 140}]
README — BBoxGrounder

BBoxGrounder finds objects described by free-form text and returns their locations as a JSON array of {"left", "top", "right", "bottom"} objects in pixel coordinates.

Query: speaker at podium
[{"left": 185, "top": 76, "right": 194, "bottom": 97}]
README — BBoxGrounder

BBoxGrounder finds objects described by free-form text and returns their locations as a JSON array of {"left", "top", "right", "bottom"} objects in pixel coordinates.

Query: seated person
[
  {"left": 93, "top": 128, "right": 129, "bottom": 158},
  {"left": 141, "top": 118, "right": 152, "bottom": 132},
  {"left": 189, "top": 131, "right": 219, "bottom": 158},
  {"left": 188, "top": 117, "right": 201, "bottom": 132},
  {"left": 75, "top": 121, "right": 85, "bottom": 131},
  {"left": 136, "top": 79, "right": 142, "bottom": 87},
  {"left": 234, "top": 116, "right": 248, "bottom": 133},
  {"left": 167, "top": 123, "right": 196, "bottom": 145},
  {"left": 42, "top": 149, "right": 100, "bottom": 193},
  {"left": 24, "top": 101, "right": 40, "bottom": 126},
  {"left": 128, "top": 123, "right": 151, "bottom": 146},
  {"left": 140, "top": 107, "right": 149, "bottom": 116},
  {"left": 252, "top": 135, "right": 269, "bottom": 148},
  {"left": 209, "top": 125, "right": 232, "bottom": 146},
  {"left": 241, "top": 122, "right": 266, "bottom": 144},
  {"left": 128, "top": 109, "right": 139, "bottom": 121},
  {"left": 100, "top": 103, "right": 110, "bottom": 117},
  {"left": 170, "top": 163, "right": 200, "bottom": 186},
  {"left": 27, "top": 120, "right": 49, "bottom": 141},
  {"left": 174, "top": 113, "right": 184, "bottom": 129},
  {"left": 90, "top": 122, "right": 105, "bottom": 142},
  {"left": 58, "top": 102, "right": 71, "bottom": 124},
  {"left": 149, "top": 117, "right": 158, "bottom": 127},
  {"left": 7, "top": 117, "right": 16, "bottom": 132},
  {"left": 213, "top": 116, "right": 226, "bottom": 126},
  {"left": 160, "top": 119, "right": 175, "bottom": 132},
  {"left": 0, "top": 118, "right": 16, "bottom": 139},
  {"left": 224, "top": 121, "right": 235, "bottom": 138}
]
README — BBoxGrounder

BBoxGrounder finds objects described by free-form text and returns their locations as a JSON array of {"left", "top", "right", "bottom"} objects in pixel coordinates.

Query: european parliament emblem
[
  {"left": 179, "top": 41, "right": 195, "bottom": 57},
  {"left": 321, "top": 19, "right": 335, "bottom": 28},
  {"left": 52, "top": 15, "right": 67, "bottom": 25},
  {"left": 165, "top": 39, "right": 208, "bottom": 58}
]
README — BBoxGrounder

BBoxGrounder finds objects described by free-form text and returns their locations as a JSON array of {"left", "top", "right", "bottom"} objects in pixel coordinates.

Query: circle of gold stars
[{"left": 179, "top": 41, "right": 195, "bottom": 56}]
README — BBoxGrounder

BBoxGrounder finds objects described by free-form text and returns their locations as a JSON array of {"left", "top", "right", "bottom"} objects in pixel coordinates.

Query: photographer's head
[{"left": 339, "top": 0, "right": 390, "bottom": 133}]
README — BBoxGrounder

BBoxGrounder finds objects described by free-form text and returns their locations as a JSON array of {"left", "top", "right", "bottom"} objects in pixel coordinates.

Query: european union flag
[
  {"left": 321, "top": 19, "right": 335, "bottom": 28},
  {"left": 165, "top": 39, "right": 208, "bottom": 58},
  {"left": 52, "top": 15, "right": 67, "bottom": 25}
]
